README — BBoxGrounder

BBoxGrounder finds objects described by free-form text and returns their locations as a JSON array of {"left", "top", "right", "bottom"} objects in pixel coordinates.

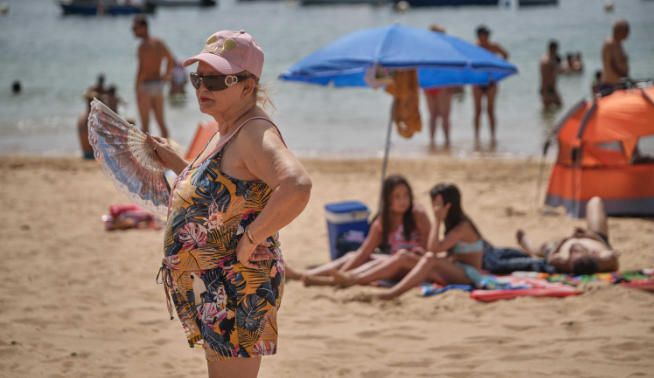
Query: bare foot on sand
[
  {"left": 377, "top": 291, "right": 398, "bottom": 301},
  {"left": 332, "top": 271, "right": 355, "bottom": 288},
  {"left": 285, "top": 266, "right": 304, "bottom": 281},
  {"left": 302, "top": 275, "right": 336, "bottom": 287}
]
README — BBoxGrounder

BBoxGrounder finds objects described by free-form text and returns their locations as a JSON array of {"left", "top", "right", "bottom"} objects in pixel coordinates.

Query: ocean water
[{"left": 1, "top": 0, "right": 653, "bottom": 158}]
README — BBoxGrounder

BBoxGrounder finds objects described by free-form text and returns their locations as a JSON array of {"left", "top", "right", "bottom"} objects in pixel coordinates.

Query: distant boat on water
[
  {"left": 392, "top": 0, "right": 498, "bottom": 6},
  {"left": 58, "top": 0, "right": 156, "bottom": 15},
  {"left": 517, "top": 0, "right": 557, "bottom": 6},
  {"left": 147, "top": 0, "right": 216, "bottom": 7},
  {"left": 300, "top": 0, "right": 388, "bottom": 5}
]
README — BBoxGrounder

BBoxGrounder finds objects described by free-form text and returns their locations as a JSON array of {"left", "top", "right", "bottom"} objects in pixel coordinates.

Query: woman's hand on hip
[{"left": 236, "top": 235, "right": 259, "bottom": 269}]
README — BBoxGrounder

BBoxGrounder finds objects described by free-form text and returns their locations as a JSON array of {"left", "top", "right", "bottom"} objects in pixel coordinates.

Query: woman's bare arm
[
  {"left": 494, "top": 43, "right": 509, "bottom": 60},
  {"left": 340, "top": 220, "right": 383, "bottom": 272},
  {"left": 148, "top": 135, "right": 188, "bottom": 174},
  {"left": 427, "top": 221, "right": 466, "bottom": 253},
  {"left": 238, "top": 123, "right": 312, "bottom": 247},
  {"left": 414, "top": 206, "right": 432, "bottom": 250},
  {"left": 158, "top": 40, "right": 176, "bottom": 82}
]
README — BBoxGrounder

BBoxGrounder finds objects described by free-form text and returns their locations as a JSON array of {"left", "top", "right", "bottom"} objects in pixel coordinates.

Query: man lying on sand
[{"left": 515, "top": 196, "right": 619, "bottom": 275}]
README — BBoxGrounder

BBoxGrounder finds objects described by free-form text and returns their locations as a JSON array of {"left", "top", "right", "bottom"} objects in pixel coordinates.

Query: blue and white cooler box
[{"left": 324, "top": 201, "right": 370, "bottom": 260}]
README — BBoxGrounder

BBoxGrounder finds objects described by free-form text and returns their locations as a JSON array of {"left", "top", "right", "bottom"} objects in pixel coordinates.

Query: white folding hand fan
[{"left": 87, "top": 98, "right": 171, "bottom": 217}]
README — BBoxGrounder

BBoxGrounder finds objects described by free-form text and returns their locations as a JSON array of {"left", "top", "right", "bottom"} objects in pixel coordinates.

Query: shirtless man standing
[
  {"left": 539, "top": 40, "right": 562, "bottom": 110},
  {"left": 601, "top": 19, "right": 630, "bottom": 89},
  {"left": 132, "top": 15, "right": 174, "bottom": 138},
  {"left": 473, "top": 25, "right": 509, "bottom": 147},
  {"left": 517, "top": 197, "right": 619, "bottom": 275}
]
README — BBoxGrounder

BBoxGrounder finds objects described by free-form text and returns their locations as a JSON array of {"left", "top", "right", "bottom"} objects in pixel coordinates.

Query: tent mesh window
[{"left": 633, "top": 135, "right": 654, "bottom": 164}]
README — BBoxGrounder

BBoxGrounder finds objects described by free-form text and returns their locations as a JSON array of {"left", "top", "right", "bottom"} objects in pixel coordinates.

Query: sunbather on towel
[
  {"left": 516, "top": 197, "right": 619, "bottom": 275},
  {"left": 481, "top": 242, "right": 556, "bottom": 275}
]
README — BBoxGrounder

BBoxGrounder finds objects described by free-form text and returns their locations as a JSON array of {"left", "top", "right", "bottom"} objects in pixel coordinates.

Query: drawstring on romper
[{"left": 156, "top": 264, "right": 175, "bottom": 320}]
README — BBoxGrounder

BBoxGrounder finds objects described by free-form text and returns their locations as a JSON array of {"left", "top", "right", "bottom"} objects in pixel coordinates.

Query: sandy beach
[{"left": 0, "top": 155, "right": 653, "bottom": 378}]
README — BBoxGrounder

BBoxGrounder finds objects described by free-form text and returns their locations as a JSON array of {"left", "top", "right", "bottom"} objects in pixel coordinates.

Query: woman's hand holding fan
[
  {"left": 87, "top": 98, "right": 175, "bottom": 217},
  {"left": 145, "top": 135, "right": 189, "bottom": 175}
]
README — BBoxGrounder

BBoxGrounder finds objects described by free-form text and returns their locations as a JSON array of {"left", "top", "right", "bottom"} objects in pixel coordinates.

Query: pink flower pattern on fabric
[
  {"left": 200, "top": 303, "right": 228, "bottom": 325},
  {"left": 206, "top": 211, "right": 224, "bottom": 230},
  {"left": 178, "top": 222, "right": 208, "bottom": 249},
  {"left": 253, "top": 340, "right": 276, "bottom": 355},
  {"left": 162, "top": 255, "right": 180, "bottom": 270}
]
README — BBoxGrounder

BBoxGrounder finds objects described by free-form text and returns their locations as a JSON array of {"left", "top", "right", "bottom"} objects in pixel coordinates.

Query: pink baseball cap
[{"left": 183, "top": 30, "right": 264, "bottom": 79}]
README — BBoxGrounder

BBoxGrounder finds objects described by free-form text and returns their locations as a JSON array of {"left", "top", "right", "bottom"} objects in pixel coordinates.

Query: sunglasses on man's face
[{"left": 189, "top": 72, "right": 249, "bottom": 91}]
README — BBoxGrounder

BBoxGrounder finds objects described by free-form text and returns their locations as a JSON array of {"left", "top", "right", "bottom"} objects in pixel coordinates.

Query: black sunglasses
[{"left": 189, "top": 72, "right": 250, "bottom": 91}]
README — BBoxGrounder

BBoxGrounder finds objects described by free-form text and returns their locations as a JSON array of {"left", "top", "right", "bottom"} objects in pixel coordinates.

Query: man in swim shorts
[
  {"left": 517, "top": 197, "right": 619, "bottom": 275},
  {"left": 483, "top": 197, "right": 619, "bottom": 276},
  {"left": 473, "top": 25, "right": 509, "bottom": 147},
  {"left": 132, "top": 15, "right": 175, "bottom": 138},
  {"left": 601, "top": 19, "right": 630, "bottom": 91},
  {"left": 539, "top": 40, "right": 562, "bottom": 110}
]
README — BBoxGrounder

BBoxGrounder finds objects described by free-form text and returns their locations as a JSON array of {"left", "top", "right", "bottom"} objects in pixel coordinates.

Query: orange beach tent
[{"left": 544, "top": 85, "right": 654, "bottom": 217}]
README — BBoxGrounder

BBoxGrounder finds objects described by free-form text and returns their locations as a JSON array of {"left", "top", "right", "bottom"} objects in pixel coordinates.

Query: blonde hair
[
  {"left": 253, "top": 79, "right": 275, "bottom": 110},
  {"left": 239, "top": 71, "right": 274, "bottom": 109}
]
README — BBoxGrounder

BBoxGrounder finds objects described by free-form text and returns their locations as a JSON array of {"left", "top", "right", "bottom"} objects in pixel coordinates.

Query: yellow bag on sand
[{"left": 384, "top": 69, "right": 422, "bottom": 139}]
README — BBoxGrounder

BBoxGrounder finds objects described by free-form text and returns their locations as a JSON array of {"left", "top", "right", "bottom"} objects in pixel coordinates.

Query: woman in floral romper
[{"left": 147, "top": 30, "right": 311, "bottom": 378}]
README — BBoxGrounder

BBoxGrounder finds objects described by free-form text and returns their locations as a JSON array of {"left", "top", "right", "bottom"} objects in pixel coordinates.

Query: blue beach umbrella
[{"left": 279, "top": 23, "right": 518, "bottom": 180}]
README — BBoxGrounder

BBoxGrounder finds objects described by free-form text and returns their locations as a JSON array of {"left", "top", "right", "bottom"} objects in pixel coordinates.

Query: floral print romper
[{"left": 160, "top": 118, "right": 285, "bottom": 360}]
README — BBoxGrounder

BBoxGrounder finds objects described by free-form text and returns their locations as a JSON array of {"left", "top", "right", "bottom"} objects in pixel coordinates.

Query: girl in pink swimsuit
[{"left": 286, "top": 174, "right": 431, "bottom": 287}]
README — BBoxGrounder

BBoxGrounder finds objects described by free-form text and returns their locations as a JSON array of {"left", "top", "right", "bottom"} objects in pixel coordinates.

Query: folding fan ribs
[{"left": 87, "top": 98, "right": 170, "bottom": 217}]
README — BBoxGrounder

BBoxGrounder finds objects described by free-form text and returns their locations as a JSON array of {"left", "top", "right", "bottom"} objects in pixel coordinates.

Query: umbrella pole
[
  {"left": 380, "top": 102, "right": 394, "bottom": 188},
  {"left": 534, "top": 155, "right": 546, "bottom": 209}
]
